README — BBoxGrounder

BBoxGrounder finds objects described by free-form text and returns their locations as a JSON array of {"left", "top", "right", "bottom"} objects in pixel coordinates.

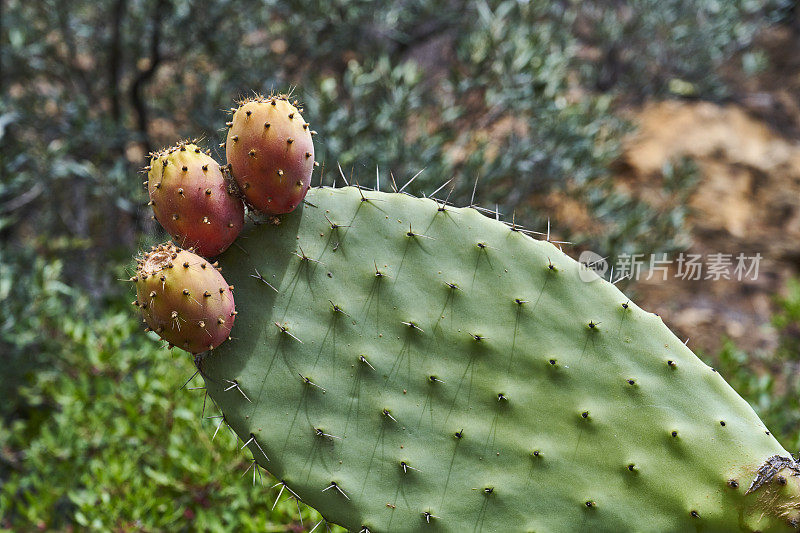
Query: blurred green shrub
[
  {"left": 574, "top": 0, "right": 793, "bottom": 99},
  {"left": 0, "top": 267, "right": 343, "bottom": 531},
  {"left": 0, "top": 254, "right": 82, "bottom": 418},
  {"left": 773, "top": 277, "right": 800, "bottom": 355}
]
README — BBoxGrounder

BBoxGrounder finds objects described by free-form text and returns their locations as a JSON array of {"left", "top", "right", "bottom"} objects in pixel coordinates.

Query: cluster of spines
[{"left": 222, "top": 93, "right": 317, "bottom": 127}]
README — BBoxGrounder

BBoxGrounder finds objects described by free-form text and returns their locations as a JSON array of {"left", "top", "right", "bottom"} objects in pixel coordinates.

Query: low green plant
[{"left": 0, "top": 260, "right": 343, "bottom": 531}]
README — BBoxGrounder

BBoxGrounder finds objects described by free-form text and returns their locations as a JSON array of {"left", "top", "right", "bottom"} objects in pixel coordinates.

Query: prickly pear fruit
[
  {"left": 225, "top": 94, "right": 314, "bottom": 214},
  {"left": 146, "top": 142, "right": 244, "bottom": 258},
  {"left": 133, "top": 242, "right": 235, "bottom": 354}
]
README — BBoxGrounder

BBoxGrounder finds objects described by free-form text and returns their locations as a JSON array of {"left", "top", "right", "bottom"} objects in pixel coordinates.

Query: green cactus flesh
[{"left": 201, "top": 186, "right": 800, "bottom": 532}]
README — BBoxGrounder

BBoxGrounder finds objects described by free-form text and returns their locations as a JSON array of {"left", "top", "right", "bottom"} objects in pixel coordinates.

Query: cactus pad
[{"left": 201, "top": 187, "right": 799, "bottom": 531}]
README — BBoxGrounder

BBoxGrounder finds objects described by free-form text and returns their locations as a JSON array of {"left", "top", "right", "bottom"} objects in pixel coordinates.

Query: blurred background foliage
[{"left": 1, "top": 0, "right": 798, "bottom": 529}]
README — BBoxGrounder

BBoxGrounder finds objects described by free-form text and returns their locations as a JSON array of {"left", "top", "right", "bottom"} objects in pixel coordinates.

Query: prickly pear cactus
[
  {"left": 134, "top": 242, "right": 236, "bottom": 353},
  {"left": 146, "top": 143, "right": 244, "bottom": 257},
  {"left": 200, "top": 187, "right": 800, "bottom": 532},
  {"left": 225, "top": 94, "right": 315, "bottom": 214}
]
